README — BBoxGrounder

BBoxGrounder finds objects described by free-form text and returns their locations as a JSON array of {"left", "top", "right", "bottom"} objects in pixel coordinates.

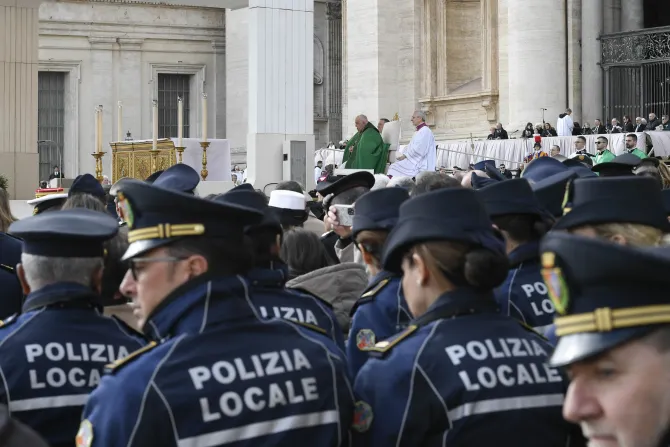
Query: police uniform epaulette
[
  {"left": 289, "top": 320, "right": 328, "bottom": 336},
  {"left": 368, "top": 325, "right": 417, "bottom": 358},
  {"left": 350, "top": 278, "right": 392, "bottom": 317},
  {"left": 0, "top": 264, "right": 15, "bottom": 275},
  {"left": 0, "top": 314, "right": 17, "bottom": 328},
  {"left": 104, "top": 341, "right": 158, "bottom": 374}
]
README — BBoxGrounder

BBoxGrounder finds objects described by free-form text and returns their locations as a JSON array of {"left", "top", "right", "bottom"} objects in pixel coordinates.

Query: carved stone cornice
[
  {"left": 88, "top": 36, "right": 117, "bottom": 50},
  {"left": 117, "top": 38, "right": 144, "bottom": 51}
]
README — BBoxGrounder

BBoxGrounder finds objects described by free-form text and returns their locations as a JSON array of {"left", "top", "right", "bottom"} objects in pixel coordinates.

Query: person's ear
[
  {"left": 16, "top": 264, "right": 31, "bottom": 295},
  {"left": 187, "top": 255, "right": 209, "bottom": 278},
  {"left": 412, "top": 253, "right": 429, "bottom": 287}
]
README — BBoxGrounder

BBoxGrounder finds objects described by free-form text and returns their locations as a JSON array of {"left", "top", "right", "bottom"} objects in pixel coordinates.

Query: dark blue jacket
[
  {"left": 79, "top": 275, "right": 354, "bottom": 447},
  {"left": 494, "top": 241, "right": 556, "bottom": 334},
  {"left": 352, "top": 288, "right": 576, "bottom": 446},
  {"left": 0, "top": 232, "right": 23, "bottom": 319},
  {"left": 246, "top": 264, "right": 346, "bottom": 353},
  {"left": 0, "top": 283, "right": 146, "bottom": 447},
  {"left": 347, "top": 271, "right": 412, "bottom": 378}
]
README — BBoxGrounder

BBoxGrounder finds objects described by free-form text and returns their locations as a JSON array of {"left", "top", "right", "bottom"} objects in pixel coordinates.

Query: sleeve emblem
[
  {"left": 75, "top": 419, "right": 94, "bottom": 447},
  {"left": 356, "top": 329, "right": 376, "bottom": 351},
  {"left": 352, "top": 400, "right": 374, "bottom": 433}
]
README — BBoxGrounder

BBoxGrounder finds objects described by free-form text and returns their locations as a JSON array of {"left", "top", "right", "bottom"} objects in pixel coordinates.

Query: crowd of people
[{"left": 0, "top": 148, "right": 670, "bottom": 445}]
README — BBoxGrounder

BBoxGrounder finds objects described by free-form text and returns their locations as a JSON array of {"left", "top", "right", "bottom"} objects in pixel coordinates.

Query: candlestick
[
  {"left": 200, "top": 141, "right": 210, "bottom": 181},
  {"left": 91, "top": 152, "right": 106, "bottom": 183},
  {"left": 117, "top": 101, "right": 123, "bottom": 142},
  {"left": 177, "top": 96, "right": 184, "bottom": 147},
  {"left": 152, "top": 99, "right": 158, "bottom": 151},
  {"left": 98, "top": 105, "right": 104, "bottom": 153},
  {"left": 202, "top": 93, "right": 208, "bottom": 143}
]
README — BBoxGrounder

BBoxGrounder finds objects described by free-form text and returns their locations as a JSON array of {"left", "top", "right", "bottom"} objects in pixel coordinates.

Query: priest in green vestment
[{"left": 342, "top": 115, "right": 390, "bottom": 173}]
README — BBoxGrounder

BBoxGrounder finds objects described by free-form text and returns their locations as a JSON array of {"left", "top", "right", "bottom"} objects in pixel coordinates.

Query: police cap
[
  {"left": 522, "top": 157, "right": 568, "bottom": 183},
  {"left": 352, "top": 187, "right": 409, "bottom": 239},
  {"left": 540, "top": 232, "right": 670, "bottom": 367},
  {"left": 116, "top": 180, "right": 264, "bottom": 260},
  {"left": 590, "top": 153, "right": 641, "bottom": 177},
  {"left": 315, "top": 171, "right": 375, "bottom": 198},
  {"left": 382, "top": 188, "right": 505, "bottom": 273},
  {"left": 564, "top": 154, "right": 593, "bottom": 168},
  {"left": 471, "top": 160, "right": 496, "bottom": 171},
  {"left": 530, "top": 170, "right": 577, "bottom": 218},
  {"left": 145, "top": 170, "right": 164, "bottom": 184},
  {"left": 69, "top": 174, "right": 106, "bottom": 200},
  {"left": 567, "top": 164, "right": 598, "bottom": 178},
  {"left": 478, "top": 178, "right": 542, "bottom": 218},
  {"left": 218, "top": 189, "right": 281, "bottom": 234},
  {"left": 484, "top": 164, "right": 505, "bottom": 182},
  {"left": 470, "top": 172, "right": 499, "bottom": 190},
  {"left": 153, "top": 163, "right": 200, "bottom": 194},
  {"left": 26, "top": 193, "right": 68, "bottom": 215},
  {"left": 554, "top": 176, "right": 669, "bottom": 231},
  {"left": 9, "top": 208, "right": 118, "bottom": 258}
]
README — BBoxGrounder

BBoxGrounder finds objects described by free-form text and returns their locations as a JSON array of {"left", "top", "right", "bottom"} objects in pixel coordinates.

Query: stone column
[
  {"left": 507, "top": 0, "right": 567, "bottom": 130},
  {"left": 89, "top": 37, "right": 116, "bottom": 177},
  {"left": 567, "top": 0, "right": 582, "bottom": 121},
  {"left": 582, "top": 0, "right": 604, "bottom": 124},
  {"left": 117, "top": 39, "right": 144, "bottom": 143},
  {"left": 246, "top": 0, "right": 315, "bottom": 190},
  {"left": 621, "top": 0, "right": 644, "bottom": 32},
  {"left": 497, "top": 0, "right": 509, "bottom": 125},
  {"left": 212, "top": 40, "right": 226, "bottom": 139},
  {"left": 0, "top": 0, "right": 40, "bottom": 199}
]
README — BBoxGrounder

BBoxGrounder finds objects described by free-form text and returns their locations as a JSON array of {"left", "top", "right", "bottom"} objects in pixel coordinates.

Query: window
[
  {"left": 157, "top": 74, "right": 191, "bottom": 139},
  {"left": 38, "top": 72, "right": 65, "bottom": 181}
]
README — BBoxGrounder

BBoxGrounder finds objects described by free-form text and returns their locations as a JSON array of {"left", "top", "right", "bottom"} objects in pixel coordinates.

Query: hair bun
[{"left": 463, "top": 248, "right": 509, "bottom": 290}]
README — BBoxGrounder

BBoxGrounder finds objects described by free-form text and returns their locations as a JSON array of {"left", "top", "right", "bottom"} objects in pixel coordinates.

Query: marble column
[
  {"left": 621, "top": 0, "right": 644, "bottom": 32},
  {"left": 507, "top": 0, "right": 566, "bottom": 130},
  {"left": 89, "top": 37, "right": 116, "bottom": 177},
  {"left": 246, "top": 0, "right": 315, "bottom": 190},
  {"left": 0, "top": 0, "right": 40, "bottom": 199},
  {"left": 117, "top": 39, "right": 144, "bottom": 143},
  {"left": 582, "top": 0, "right": 604, "bottom": 124}
]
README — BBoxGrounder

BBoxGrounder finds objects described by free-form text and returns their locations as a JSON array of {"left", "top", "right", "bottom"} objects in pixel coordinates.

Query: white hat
[
  {"left": 27, "top": 193, "right": 68, "bottom": 206},
  {"left": 268, "top": 190, "right": 306, "bottom": 211}
]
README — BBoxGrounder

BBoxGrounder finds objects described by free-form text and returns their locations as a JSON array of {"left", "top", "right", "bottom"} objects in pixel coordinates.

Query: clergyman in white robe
[{"left": 388, "top": 123, "right": 436, "bottom": 177}]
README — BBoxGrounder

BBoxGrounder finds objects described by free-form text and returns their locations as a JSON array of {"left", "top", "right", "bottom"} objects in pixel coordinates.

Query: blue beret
[
  {"left": 352, "top": 187, "right": 409, "bottom": 239},
  {"left": 153, "top": 164, "right": 200, "bottom": 194},
  {"left": 541, "top": 232, "right": 670, "bottom": 367},
  {"left": 9, "top": 208, "right": 118, "bottom": 258},
  {"left": 69, "top": 174, "right": 105, "bottom": 200}
]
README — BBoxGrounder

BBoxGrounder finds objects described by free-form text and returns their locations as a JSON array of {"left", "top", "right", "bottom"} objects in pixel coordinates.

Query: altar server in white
[{"left": 388, "top": 111, "right": 436, "bottom": 178}]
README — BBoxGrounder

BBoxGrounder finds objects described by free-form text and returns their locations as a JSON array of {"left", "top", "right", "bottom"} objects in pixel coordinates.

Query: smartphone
[{"left": 333, "top": 204, "right": 355, "bottom": 227}]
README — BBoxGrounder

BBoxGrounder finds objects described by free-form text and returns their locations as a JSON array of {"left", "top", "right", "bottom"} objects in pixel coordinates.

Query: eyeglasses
[
  {"left": 596, "top": 141, "right": 606, "bottom": 144},
  {"left": 129, "top": 256, "right": 187, "bottom": 280}
]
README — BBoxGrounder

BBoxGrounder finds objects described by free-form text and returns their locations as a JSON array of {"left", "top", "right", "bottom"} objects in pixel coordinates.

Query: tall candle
[
  {"left": 152, "top": 99, "right": 158, "bottom": 151},
  {"left": 177, "top": 96, "right": 183, "bottom": 147},
  {"left": 94, "top": 107, "right": 100, "bottom": 153},
  {"left": 98, "top": 105, "right": 104, "bottom": 153},
  {"left": 117, "top": 101, "right": 123, "bottom": 142},
  {"left": 202, "top": 93, "right": 208, "bottom": 143}
]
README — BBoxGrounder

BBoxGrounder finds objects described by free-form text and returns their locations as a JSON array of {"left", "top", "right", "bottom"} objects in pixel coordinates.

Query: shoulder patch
[
  {"left": 76, "top": 419, "right": 94, "bottom": 447},
  {"left": 290, "top": 320, "right": 328, "bottom": 336},
  {"left": 361, "top": 278, "right": 390, "bottom": 299},
  {"left": 104, "top": 341, "right": 158, "bottom": 374},
  {"left": 368, "top": 325, "right": 417, "bottom": 357},
  {"left": 0, "top": 264, "right": 15, "bottom": 274},
  {"left": 352, "top": 401, "right": 374, "bottom": 433},
  {"left": 0, "top": 314, "right": 17, "bottom": 329}
]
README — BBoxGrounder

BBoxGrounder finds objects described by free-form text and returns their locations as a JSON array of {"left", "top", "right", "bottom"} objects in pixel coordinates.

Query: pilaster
[
  {"left": 117, "top": 38, "right": 144, "bottom": 144},
  {"left": 89, "top": 36, "right": 116, "bottom": 176},
  {"left": 212, "top": 40, "right": 226, "bottom": 139}
]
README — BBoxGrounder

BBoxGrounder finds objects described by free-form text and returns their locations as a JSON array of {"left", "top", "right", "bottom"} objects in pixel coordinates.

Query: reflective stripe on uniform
[
  {"left": 448, "top": 394, "right": 564, "bottom": 422},
  {"left": 9, "top": 394, "right": 88, "bottom": 412},
  {"left": 533, "top": 324, "right": 553, "bottom": 335},
  {"left": 177, "top": 410, "right": 339, "bottom": 447}
]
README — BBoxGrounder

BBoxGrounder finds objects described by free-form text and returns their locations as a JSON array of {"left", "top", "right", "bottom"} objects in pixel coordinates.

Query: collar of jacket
[
  {"left": 246, "top": 263, "right": 289, "bottom": 289},
  {"left": 414, "top": 287, "right": 498, "bottom": 326},
  {"left": 142, "top": 274, "right": 257, "bottom": 340},
  {"left": 364, "top": 270, "right": 397, "bottom": 292},
  {"left": 23, "top": 282, "right": 99, "bottom": 313},
  {"left": 508, "top": 240, "right": 540, "bottom": 268}
]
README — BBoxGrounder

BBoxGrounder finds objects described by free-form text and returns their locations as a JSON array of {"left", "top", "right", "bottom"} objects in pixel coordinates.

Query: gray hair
[
  {"left": 371, "top": 174, "right": 390, "bottom": 190},
  {"left": 387, "top": 176, "right": 415, "bottom": 192},
  {"left": 413, "top": 172, "right": 461, "bottom": 196},
  {"left": 22, "top": 253, "right": 103, "bottom": 291},
  {"left": 355, "top": 115, "right": 369, "bottom": 123},
  {"left": 414, "top": 111, "right": 426, "bottom": 122}
]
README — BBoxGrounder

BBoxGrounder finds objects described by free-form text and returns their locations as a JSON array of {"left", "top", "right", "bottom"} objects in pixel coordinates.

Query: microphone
[{"left": 541, "top": 108, "right": 548, "bottom": 111}]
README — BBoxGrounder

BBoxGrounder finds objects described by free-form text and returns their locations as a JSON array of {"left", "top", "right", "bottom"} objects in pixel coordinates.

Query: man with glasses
[
  {"left": 77, "top": 180, "right": 353, "bottom": 447},
  {"left": 0, "top": 208, "right": 146, "bottom": 447},
  {"left": 593, "top": 137, "right": 615, "bottom": 165}
]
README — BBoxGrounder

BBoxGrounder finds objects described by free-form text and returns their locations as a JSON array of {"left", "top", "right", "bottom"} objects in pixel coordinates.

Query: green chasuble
[
  {"left": 594, "top": 149, "right": 615, "bottom": 165},
  {"left": 342, "top": 122, "right": 390, "bottom": 174},
  {"left": 628, "top": 148, "right": 647, "bottom": 159}
]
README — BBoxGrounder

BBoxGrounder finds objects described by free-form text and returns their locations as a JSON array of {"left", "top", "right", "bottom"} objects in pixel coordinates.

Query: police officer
[
  {"left": 531, "top": 170, "right": 577, "bottom": 219},
  {"left": 478, "top": 179, "right": 555, "bottom": 333},
  {"left": 590, "top": 153, "right": 641, "bottom": 177},
  {"left": 352, "top": 188, "right": 579, "bottom": 446},
  {"left": 153, "top": 163, "right": 200, "bottom": 195},
  {"left": 217, "top": 187, "right": 346, "bottom": 353},
  {"left": 0, "top": 208, "right": 146, "bottom": 447},
  {"left": 78, "top": 180, "right": 353, "bottom": 446},
  {"left": 540, "top": 232, "right": 670, "bottom": 447},
  {"left": 347, "top": 187, "right": 412, "bottom": 378},
  {"left": 69, "top": 173, "right": 107, "bottom": 204},
  {"left": 0, "top": 229, "right": 22, "bottom": 319}
]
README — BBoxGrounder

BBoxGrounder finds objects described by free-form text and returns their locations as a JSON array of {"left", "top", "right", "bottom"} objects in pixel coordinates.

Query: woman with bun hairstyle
[
  {"left": 347, "top": 187, "right": 412, "bottom": 378},
  {"left": 352, "top": 188, "right": 580, "bottom": 447}
]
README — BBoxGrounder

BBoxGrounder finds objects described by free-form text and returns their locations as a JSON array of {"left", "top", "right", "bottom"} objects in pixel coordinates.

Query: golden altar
[{"left": 110, "top": 139, "right": 177, "bottom": 183}]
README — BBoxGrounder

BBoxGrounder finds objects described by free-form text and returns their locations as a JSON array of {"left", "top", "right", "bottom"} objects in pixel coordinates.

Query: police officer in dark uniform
[
  {"left": 69, "top": 173, "right": 107, "bottom": 204},
  {"left": 352, "top": 188, "right": 579, "bottom": 446},
  {"left": 540, "top": 232, "right": 670, "bottom": 447},
  {"left": 217, "top": 187, "right": 346, "bottom": 353},
  {"left": 153, "top": 163, "right": 200, "bottom": 195},
  {"left": 0, "top": 230, "right": 23, "bottom": 319},
  {"left": 347, "top": 187, "right": 412, "bottom": 378},
  {"left": 79, "top": 180, "right": 353, "bottom": 446},
  {"left": 478, "top": 178, "right": 555, "bottom": 333},
  {"left": 0, "top": 208, "right": 146, "bottom": 447}
]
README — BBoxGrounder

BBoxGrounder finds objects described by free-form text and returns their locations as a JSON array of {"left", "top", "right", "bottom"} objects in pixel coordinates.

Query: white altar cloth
[{"left": 170, "top": 138, "right": 231, "bottom": 181}]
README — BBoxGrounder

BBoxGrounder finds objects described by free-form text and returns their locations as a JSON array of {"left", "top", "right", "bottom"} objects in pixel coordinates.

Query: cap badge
[
  {"left": 541, "top": 252, "right": 569, "bottom": 315},
  {"left": 117, "top": 192, "right": 134, "bottom": 229}
]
